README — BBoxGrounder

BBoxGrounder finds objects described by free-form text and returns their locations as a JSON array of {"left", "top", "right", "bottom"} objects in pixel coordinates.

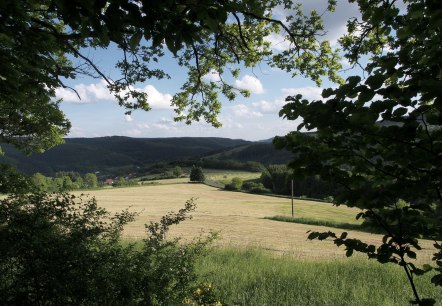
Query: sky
[{"left": 56, "top": 0, "right": 361, "bottom": 141}]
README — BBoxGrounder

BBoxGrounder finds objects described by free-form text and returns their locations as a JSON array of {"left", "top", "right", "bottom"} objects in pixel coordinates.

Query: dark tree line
[{"left": 259, "top": 165, "right": 340, "bottom": 200}]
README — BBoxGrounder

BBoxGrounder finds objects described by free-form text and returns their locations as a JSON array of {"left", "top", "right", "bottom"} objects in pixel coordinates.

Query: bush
[
  {"left": 0, "top": 193, "right": 210, "bottom": 305},
  {"left": 242, "top": 181, "right": 254, "bottom": 191},
  {"left": 225, "top": 177, "right": 243, "bottom": 191},
  {"left": 0, "top": 164, "right": 33, "bottom": 194},
  {"left": 173, "top": 166, "right": 184, "bottom": 178},
  {"left": 249, "top": 185, "right": 271, "bottom": 194}
]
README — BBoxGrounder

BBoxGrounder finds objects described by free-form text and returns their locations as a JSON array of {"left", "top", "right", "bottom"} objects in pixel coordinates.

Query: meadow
[
  {"left": 197, "top": 248, "right": 441, "bottom": 305},
  {"left": 75, "top": 182, "right": 441, "bottom": 304},
  {"left": 139, "top": 169, "right": 261, "bottom": 186}
]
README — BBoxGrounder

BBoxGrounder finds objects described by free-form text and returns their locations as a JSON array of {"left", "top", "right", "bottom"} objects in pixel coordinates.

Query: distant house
[{"left": 104, "top": 178, "right": 113, "bottom": 185}]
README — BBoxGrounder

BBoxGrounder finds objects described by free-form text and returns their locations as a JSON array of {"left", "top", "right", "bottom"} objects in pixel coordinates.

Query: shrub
[
  {"left": 225, "top": 177, "right": 243, "bottom": 191},
  {"left": 242, "top": 181, "right": 255, "bottom": 191},
  {"left": 0, "top": 193, "right": 210, "bottom": 305},
  {"left": 249, "top": 185, "right": 271, "bottom": 194}
]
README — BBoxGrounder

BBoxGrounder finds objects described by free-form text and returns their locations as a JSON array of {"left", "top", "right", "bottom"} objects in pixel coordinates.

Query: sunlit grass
[
  {"left": 197, "top": 247, "right": 442, "bottom": 306},
  {"left": 74, "top": 183, "right": 435, "bottom": 261},
  {"left": 203, "top": 169, "right": 261, "bottom": 184},
  {"left": 265, "top": 215, "right": 381, "bottom": 234}
]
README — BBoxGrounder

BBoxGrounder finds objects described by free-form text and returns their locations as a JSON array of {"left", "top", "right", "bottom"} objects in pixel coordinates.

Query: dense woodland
[{"left": 0, "top": 137, "right": 290, "bottom": 176}]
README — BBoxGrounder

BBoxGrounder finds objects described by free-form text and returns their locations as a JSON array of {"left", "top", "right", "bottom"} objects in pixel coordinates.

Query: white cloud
[
  {"left": 219, "top": 116, "right": 244, "bottom": 129},
  {"left": 231, "top": 104, "right": 263, "bottom": 118},
  {"left": 56, "top": 80, "right": 172, "bottom": 110},
  {"left": 152, "top": 117, "right": 178, "bottom": 131},
  {"left": 136, "top": 123, "right": 150, "bottom": 129},
  {"left": 153, "top": 123, "right": 177, "bottom": 131},
  {"left": 234, "top": 75, "right": 264, "bottom": 94},
  {"left": 67, "top": 127, "right": 87, "bottom": 137},
  {"left": 126, "top": 129, "right": 142, "bottom": 136},
  {"left": 252, "top": 99, "right": 285, "bottom": 114},
  {"left": 141, "top": 85, "right": 173, "bottom": 110},
  {"left": 124, "top": 114, "right": 133, "bottom": 122},
  {"left": 281, "top": 86, "right": 323, "bottom": 101},
  {"left": 55, "top": 87, "right": 83, "bottom": 103},
  {"left": 203, "top": 69, "right": 221, "bottom": 82},
  {"left": 55, "top": 80, "right": 111, "bottom": 103},
  {"left": 265, "top": 33, "right": 291, "bottom": 51},
  {"left": 82, "top": 80, "right": 113, "bottom": 100}
]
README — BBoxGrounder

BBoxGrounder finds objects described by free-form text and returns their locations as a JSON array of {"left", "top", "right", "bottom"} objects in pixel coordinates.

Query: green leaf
[
  {"left": 129, "top": 31, "right": 143, "bottom": 51},
  {"left": 347, "top": 75, "right": 361, "bottom": 86},
  {"left": 165, "top": 37, "right": 178, "bottom": 55},
  {"left": 322, "top": 88, "right": 334, "bottom": 98},
  {"left": 366, "top": 74, "right": 385, "bottom": 90},
  {"left": 358, "top": 88, "right": 375, "bottom": 103},
  {"left": 396, "top": 27, "right": 410, "bottom": 39},
  {"left": 392, "top": 107, "right": 408, "bottom": 117}
]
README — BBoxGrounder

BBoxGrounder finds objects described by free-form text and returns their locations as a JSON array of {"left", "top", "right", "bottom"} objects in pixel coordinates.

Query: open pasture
[
  {"left": 203, "top": 169, "right": 261, "bottom": 184},
  {"left": 76, "top": 183, "right": 435, "bottom": 262},
  {"left": 138, "top": 169, "right": 260, "bottom": 186}
]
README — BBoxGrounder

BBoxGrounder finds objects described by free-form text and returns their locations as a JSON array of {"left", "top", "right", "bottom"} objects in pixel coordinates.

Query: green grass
[
  {"left": 139, "top": 177, "right": 189, "bottom": 185},
  {"left": 197, "top": 247, "right": 442, "bottom": 306},
  {"left": 203, "top": 169, "right": 261, "bottom": 185},
  {"left": 265, "top": 215, "right": 383, "bottom": 234}
]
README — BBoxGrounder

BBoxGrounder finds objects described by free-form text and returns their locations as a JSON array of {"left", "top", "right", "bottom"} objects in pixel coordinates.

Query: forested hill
[
  {"left": 1, "top": 136, "right": 292, "bottom": 176},
  {"left": 0, "top": 137, "right": 252, "bottom": 175},
  {"left": 202, "top": 143, "right": 292, "bottom": 165}
]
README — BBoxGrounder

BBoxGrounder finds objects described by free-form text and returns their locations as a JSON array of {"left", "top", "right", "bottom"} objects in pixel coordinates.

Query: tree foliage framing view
[
  {"left": 1, "top": 0, "right": 441, "bottom": 305},
  {"left": 0, "top": 0, "right": 341, "bottom": 153},
  {"left": 275, "top": 0, "right": 442, "bottom": 304},
  {"left": 0, "top": 0, "right": 341, "bottom": 304}
]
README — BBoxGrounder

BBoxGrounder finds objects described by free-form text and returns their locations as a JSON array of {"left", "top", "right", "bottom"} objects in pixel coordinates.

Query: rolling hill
[
  {"left": 201, "top": 142, "right": 292, "bottom": 165},
  {"left": 1, "top": 136, "right": 293, "bottom": 176},
  {"left": 0, "top": 137, "right": 252, "bottom": 175}
]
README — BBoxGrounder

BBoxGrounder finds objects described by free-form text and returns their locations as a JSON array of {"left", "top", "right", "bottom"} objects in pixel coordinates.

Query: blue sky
[{"left": 56, "top": 0, "right": 360, "bottom": 141}]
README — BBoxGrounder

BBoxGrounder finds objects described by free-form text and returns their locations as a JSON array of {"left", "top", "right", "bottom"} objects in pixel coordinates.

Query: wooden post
[{"left": 291, "top": 179, "right": 294, "bottom": 217}]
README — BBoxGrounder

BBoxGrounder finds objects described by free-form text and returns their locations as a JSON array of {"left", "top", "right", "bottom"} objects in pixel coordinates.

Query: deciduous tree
[
  {"left": 84, "top": 173, "right": 98, "bottom": 189},
  {"left": 275, "top": 0, "right": 442, "bottom": 304},
  {"left": 0, "top": 0, "right": 341, "bottom": 153},
  {"left": 173, "top": 166, "right": 184, "bottom": 178},
  {"left": 190, "top": 165, "right": 205, "bottom": 183}
]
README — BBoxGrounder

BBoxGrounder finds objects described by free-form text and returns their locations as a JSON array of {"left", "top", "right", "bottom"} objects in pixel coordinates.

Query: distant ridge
[
  {"left": 1, "top": 136, "right": 292, "bottom": 176},
  {"left": 0, "top": 137, "right": 250, "bottom": 175}
]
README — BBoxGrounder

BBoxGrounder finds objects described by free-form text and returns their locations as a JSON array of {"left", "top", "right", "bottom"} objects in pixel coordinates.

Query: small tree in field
[
  {"left": 190, "top": 166, "right": 205, "bottom": 183},
  {"left": 173, "top": 166, "right": 184, "bottom": 178}
]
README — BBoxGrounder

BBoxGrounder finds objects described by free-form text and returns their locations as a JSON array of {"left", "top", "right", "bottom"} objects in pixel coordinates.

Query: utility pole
[{"left": 291, "top": 179, "right": 294, "bottom": 217}]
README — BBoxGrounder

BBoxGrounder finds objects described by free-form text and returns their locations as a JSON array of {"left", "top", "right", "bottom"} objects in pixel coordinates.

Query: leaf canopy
[{"left": 0, "top": 0, "right": 341, "bottom": 152}]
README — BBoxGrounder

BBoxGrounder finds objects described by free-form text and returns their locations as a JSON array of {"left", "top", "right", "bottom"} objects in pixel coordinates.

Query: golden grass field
[{"left": 74, "top": 182, "right": 435, "bottom": 262}]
